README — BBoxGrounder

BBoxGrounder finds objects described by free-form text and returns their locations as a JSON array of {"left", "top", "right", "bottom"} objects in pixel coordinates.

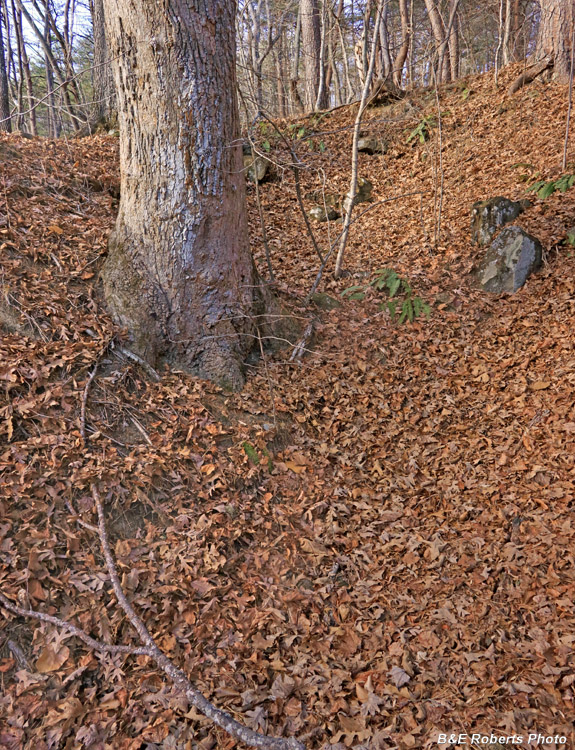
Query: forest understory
[{"left": 1, "top": 63, "right": 574, "bottom": 749}]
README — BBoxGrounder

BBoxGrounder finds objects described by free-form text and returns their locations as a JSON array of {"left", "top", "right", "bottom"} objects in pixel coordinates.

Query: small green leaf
[
  {"left": 538, "top": 181, "right": 556, "bottom": 199},
  {"left": 319, "top": 140, "right": 326, "bottom": 153},
  {"left": 262, "top": 140, "right": 271, "bottom": 153},
  {"left": 527, "top": 179, "right": 546, "bottom": 193},
  {"left": 388, "top": 276, "right": 401, "bottom": 298},
  {"left": 387, "top": 300, "right": 397, "bottom": 320}
]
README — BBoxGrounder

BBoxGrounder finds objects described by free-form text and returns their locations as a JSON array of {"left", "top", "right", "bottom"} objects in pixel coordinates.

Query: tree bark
[
  {"left": 535, "top": 0, "right": 574, "bottom": 82},
  {"left": 91, "top": 0, "right": 116, "bottom": 125},
  {"left": 301, "top": 0, "right": 324, "bottom": 110},
  {"left": 393, "top": 0, "right": 410, "bottom": 87},
  {"left": 423, "top": 0, "right": 450, "bottom": 83},
  {"left": 101, "top": 0, "right": 271, "bottom": 390},
  {"left": 0, "top": 4, "right": 11, "bottom": 132}
]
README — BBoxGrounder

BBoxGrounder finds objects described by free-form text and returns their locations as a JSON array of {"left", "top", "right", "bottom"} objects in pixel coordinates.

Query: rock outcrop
[
  {"left": 471, "top": 197, "right": 530, "bottom": 246},
  {"left": 475, "top": 225, "right": 542, "bottom": 293}
]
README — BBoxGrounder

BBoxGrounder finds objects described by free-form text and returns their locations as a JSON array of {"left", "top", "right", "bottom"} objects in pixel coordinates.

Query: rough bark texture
[
  {"left": 101, "top": 0, "right": 268, "bottom": 390},
  {"left": 535, "top": 0, "right": 574, "bottom": 82},
  {"left": 91, "top": 0, "right": 116, "bottom": 126},
  {"left": 301, "top": 0, "right": 323, "bottom": 110}
]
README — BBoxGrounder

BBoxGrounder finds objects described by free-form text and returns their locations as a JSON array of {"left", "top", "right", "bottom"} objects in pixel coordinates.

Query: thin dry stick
[
  {"left": 0, "top": 592, "right": 149, "bottom": 656},
  {"left": 562, "top": 26, "right": 575, "bottom": 171},
  {"left": 334, "top": 0, "right": 386, "bottom": 278},
  {"left": 256, "top": 327, "right": 278, "bottom": 429},
  {"left": 257, "top": 112, "right": 325, "bottom": 264},
  {"left": 115, "top": 346, "right": 160, "bottom": 382},
  {"left": 494, "top": 0, "right": 504, "bottom": 88},
  {"left": 289, "top": 319, "right": 316, "bottom": 363},
  {"left": 80, "top": 364, "right": 98, "bottom": 442},
  {"left": 1, "top": 491, "right": 304, "bottom": 750}
]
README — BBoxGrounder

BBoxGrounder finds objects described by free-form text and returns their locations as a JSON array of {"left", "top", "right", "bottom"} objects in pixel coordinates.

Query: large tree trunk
[
  {"left": 101, "top": 0, "right": 269, "bottom": 390},
  {"left": 535, "top": 0, "right": 574, "bottom": 82}
]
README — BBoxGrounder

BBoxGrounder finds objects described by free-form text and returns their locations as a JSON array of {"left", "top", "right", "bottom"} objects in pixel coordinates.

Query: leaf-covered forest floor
[{"left": 1, "top": 64, "right": 574, "bottom": 749}]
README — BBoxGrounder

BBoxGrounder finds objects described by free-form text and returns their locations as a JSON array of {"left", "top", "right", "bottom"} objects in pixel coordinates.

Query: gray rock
[
  {"left": 308, "top": 205, "right": 340, "bottom": 222},
  {"left": 353, "top": 176, "right": 373, "bottom": 204},
  {"left": 476, "top": 225, "right": 542, "bottom": 293},
  {"left": 243, "top": 147, "right": 270, "bottom": 183},
  {"left": 304, "top": 190, "right": 341, "bottom": 210},
  {"left": 357, "top": 136, "right": 388, "bottom": 155},
  {"left": 471, "top": 196, "right": 531, "bottom": 246},
  {"left": 309, "top": 292, "right": 342, "bottom": 310}
]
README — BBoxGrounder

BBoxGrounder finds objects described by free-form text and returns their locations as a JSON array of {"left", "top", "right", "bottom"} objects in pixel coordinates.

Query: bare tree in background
[
  {"left": 90, "top": 0, "right": 115, "bottom": 126},
  {"left": 0, "top": 3, "right": 11, "bottom": 131}
]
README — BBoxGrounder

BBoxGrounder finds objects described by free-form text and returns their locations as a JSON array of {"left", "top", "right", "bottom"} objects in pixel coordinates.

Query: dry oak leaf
[
  {"left": 389, "top": 665, "right": 411, "bottom": 688},
  {"left": 36, "top": 645, "right": 70, "bottom": 673}
]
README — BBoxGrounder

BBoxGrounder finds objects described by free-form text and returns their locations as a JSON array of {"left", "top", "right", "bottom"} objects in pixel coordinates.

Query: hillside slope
[{"left": 1, "top": 65, "right": 574, "bottom": 749}]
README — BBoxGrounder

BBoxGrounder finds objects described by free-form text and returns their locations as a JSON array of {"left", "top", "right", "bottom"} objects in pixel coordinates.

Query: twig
[
  {"left": 115, "top": 346, "right": 161, "bottom": 382},
  {"left": 254, "top": 171, "right": 275, "bottom": 281},
  {"left": 255, "top": 328, "right": 278, "bottom": 428},
  {"left": 130, "top": 416, "right": 153, "bottom": 446},
  {"left": 80, "top": 364, "right": 98, "bottom": 442},
  {"left": 289, "top": 319, "right": 316, "bottom": 363},
  {"left": 257, "top": 112, "right": 325, "bottom": 265},
  {"left": 0, "top": 592, "right": 149, "bottom": 656},
  {"left": 1, "top": 490, "right": 305, "bottom": 750},
  {"left": 307, "top": 190, "right": 427, "bottom": 297},
  {"left": 432, "top": 72, "right": 445, "bottom": 249},
  {"left": 334, "top": 0, "right": 385, "bottom": 278}
]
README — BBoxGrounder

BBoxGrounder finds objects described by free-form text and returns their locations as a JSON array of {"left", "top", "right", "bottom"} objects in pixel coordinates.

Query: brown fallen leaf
[{"left": 36, "top": 645, "right": 70, "bottom": 673}]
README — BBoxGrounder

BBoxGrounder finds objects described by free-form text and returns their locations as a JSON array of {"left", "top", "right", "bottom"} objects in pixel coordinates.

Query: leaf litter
[{"left": 0, "top": 64, "right": 574, "bottom": 749}]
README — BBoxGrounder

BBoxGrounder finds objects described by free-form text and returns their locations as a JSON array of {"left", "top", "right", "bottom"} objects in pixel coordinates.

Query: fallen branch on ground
[{"left": 0, "top": 486, "right": 305, "bottom": 750}]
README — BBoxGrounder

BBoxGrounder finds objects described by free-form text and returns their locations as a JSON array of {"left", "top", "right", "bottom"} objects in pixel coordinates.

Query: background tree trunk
[
  {"left": 91, "top": 0, "right": 116, "bottom": 126},
  {"left": 393, "top": 0, "right": 410, "bottom": 87},
  {"left": 535, "top": 0, "right": 574, "bottom": 82},
  {"left": 301, "top": 0, "right": 323, "bottom": 109},
  {"left": 0, "top": 4, "right": 11, "bottom": 132},
  {"left": 102, "top": 0, "right": 268, "bottom": 390}
]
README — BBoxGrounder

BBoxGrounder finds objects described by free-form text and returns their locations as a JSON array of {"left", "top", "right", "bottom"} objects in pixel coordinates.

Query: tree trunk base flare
[
  {"left": 507, "top": 58, "right": 554, "bottom": 96},
  {"left": 102, "top": 234, "right": 293, "bottom": 391}
]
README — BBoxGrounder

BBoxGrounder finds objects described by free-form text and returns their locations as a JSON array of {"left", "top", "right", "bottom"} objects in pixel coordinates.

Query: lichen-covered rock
[
  {"left": 305, "top": 190, "right": 341, "bottom": 209},
  {"left": 357, "top": 136, "right": 388, "bottom": 155},
  {"left": 242, "top": 146, "right": 270, "bottom": 183},
  {"left": 353, "top": 176, "right": 373, "bottom": 204},
  {"left": 308, "top": 205, "right": 340, "bottom": 222},
  {"left": 309, "top": 292, "right": 342, "bottom": 310},
  {"left": 476, "top": 225, "right": 542, "bottom": 293},
  {"left": 471, "top": 197, "right": 530, "bottom": 246}
]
